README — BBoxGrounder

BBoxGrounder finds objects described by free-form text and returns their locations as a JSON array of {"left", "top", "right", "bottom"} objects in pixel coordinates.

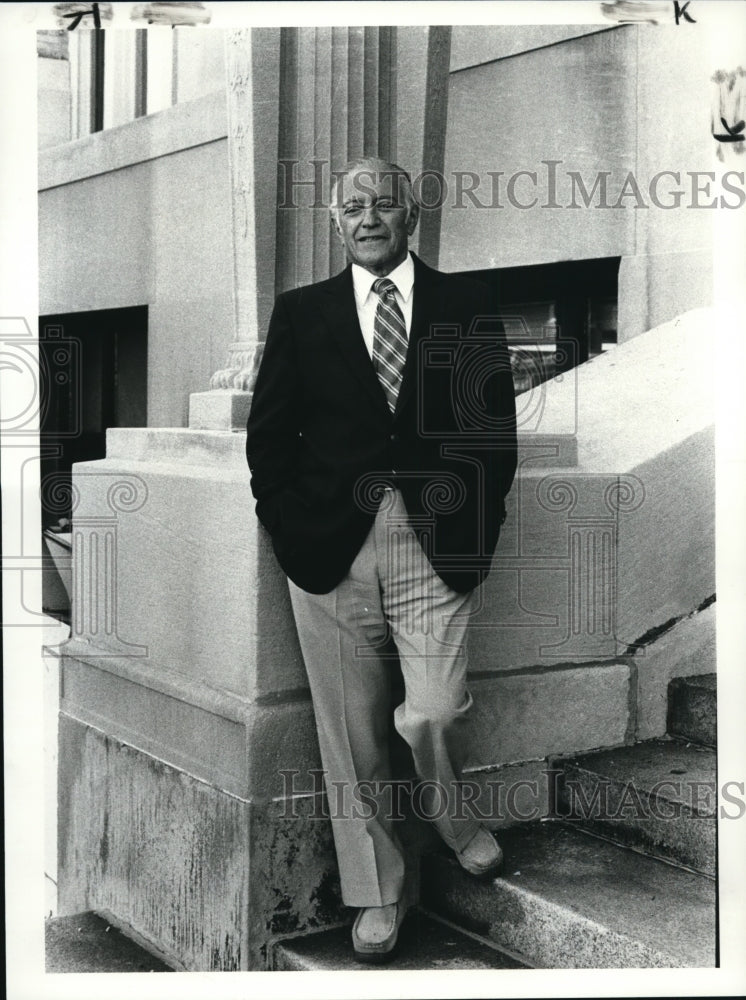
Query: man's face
[{"left": 333, "top": 167, "right": 419, "bottom": 277}]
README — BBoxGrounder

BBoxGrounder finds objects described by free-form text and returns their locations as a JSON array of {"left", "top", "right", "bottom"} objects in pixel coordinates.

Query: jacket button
[{"left": 390, "top": 433, "right": 398, "bottom": 443}]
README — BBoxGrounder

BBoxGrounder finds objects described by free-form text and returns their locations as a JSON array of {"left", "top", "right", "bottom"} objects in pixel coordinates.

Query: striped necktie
[{"left": 372, "top": 277, "right": 408, "bottom": 413}]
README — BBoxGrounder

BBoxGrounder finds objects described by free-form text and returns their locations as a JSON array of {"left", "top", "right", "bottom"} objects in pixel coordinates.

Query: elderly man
[{"left": 246, "top": 157, "right": 517, "bottom": 962}]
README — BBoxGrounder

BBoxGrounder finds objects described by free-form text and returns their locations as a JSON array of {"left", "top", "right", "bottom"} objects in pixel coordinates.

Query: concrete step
[
  {"left": 421, "top": 821, "right": 715, "bottom": 968},
  {"left": 45, "top": 912, "right": 175, "bottom": 973},
  {"left": 270, "top": 910, "right": 529, "bottom": 971},
  {"left": 668, "top": 673, "right": 717, "bottom": 747},
  {"left": 556, "top": 738, "right": 716, "bottom": 875}
]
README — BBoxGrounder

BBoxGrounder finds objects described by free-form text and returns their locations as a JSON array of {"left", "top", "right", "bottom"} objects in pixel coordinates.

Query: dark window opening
[
  {"left": 91, "top": 29, "right": 105, "bottom": 133},
  {"left": 463, "top": 257, "right": 620, "bottom": 394},
  {"left": 39, "top": 306, "right": 147, "bottom": 620}
]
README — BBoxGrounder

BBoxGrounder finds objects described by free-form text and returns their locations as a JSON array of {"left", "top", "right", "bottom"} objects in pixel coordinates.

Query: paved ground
[{"left": 45, "top": 913, "right": 174, "bottom": 973}]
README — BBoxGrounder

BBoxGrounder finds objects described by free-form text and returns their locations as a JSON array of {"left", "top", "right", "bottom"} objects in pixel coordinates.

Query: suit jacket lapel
[
  {"left": 317, "top": 266, "right": 391, "bottom": 419},
  {"left": 394, "top": 254, "right": 443, "bottom": 422}
]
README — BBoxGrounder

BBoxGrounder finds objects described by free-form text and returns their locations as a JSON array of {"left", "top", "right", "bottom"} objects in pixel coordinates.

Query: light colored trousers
[{"left": 288, "top": 489, "right": 479, "bottom": 907}]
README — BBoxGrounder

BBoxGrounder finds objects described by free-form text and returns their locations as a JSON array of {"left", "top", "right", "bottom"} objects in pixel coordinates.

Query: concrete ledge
[
  {"left": 189, "top": 389, "right": 254, "bottom": 432},
  {"left": 60, "top": 651, "right": 635, "bottom": 802},
  {"left": 468, "top": 662, "right": 632, "bottom": 765},
  {"left": 617, "top": 427, "right": 715, "bottom": 646},
  {"left": 473, "top": 472, "right": 636, "bottom": 669},
  {"left": 39, "top": 90, "right": 227, "bottom": 191},
  {"left": 60, "top": 646, "right": 321, "bottom": 799},
  {"left": 559, "top": 310, "right": 712, "bottom": 473},
  {"left": 106, "top": 426, "right": 248, "bottom": 465},
  {"left": 473, "top": 311, "right": 714, "bottom": 670}
]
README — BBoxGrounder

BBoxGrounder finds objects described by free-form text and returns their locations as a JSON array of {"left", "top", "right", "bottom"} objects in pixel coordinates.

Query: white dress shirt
[{"left": 351, "top": 252, "right": 415, "bottom": 359}]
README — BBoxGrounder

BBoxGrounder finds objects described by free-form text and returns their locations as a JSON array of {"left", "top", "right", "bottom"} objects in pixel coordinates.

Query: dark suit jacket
[{"left": 246, "top": 253, "right": 517, "bottom": 594}]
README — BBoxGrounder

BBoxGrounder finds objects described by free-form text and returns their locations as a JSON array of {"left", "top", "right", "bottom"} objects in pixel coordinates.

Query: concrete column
[
  {"left": 403, "top": 27, "right": 452, "bottom": 268},
  {"left": 274, "top": 25, "right": 397, "bottom": 294},
  {"left": 189, "top": 28, "right": 281, "bottom": 431},
  {"left": 394, "top": 26, "right": 453, "bottom": 264},
  {"left": 192, "top": 25, "right": 403, "bottom": 430},
  {"left": 103, "top": 32, "right": 138, "bottom": 129}
]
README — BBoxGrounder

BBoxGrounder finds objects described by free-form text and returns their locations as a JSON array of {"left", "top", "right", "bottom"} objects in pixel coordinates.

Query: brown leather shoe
[
  {"left": 351, "top": 900, "right": 406, "bottom": 963},
  {"left": 454, "top": 826, "right": 503, "bottom": 878}
]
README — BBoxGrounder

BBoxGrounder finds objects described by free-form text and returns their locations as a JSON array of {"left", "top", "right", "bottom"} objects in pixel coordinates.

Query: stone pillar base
[
  {"left": 57, "top": 713, "right": 344, "bottom": 970},
  {"left": 189, "top": 389, "right": 252, "bottom": 432},
  {"left": 58, "top": 424, "right": 343, "bottom": 969}
]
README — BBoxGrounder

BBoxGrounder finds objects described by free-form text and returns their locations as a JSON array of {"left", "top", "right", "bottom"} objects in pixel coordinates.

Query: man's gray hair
[{"left": 329, "top": 157, "right": 417, "bottom": 224}]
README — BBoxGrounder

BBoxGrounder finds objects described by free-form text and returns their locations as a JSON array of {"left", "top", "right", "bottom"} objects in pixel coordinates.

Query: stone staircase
[{"left": 270, "top": 672, "right": 717, "bottom": 970}]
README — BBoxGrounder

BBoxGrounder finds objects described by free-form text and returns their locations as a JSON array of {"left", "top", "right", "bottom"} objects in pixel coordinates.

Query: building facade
[{"left": 39, "top": 23, "right": 718, "bottom": 970}]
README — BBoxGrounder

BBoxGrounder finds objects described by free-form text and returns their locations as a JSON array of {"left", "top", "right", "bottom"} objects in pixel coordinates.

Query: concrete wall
[
  {"left": 39, "top": 92, "right": 233, "bottom": 428},
  {"left": 449, "top": 25, "right": 613, "bottom": 70},
  {"left": 470, "top": 308, "right": 714, "bottom": 673},
  {"left": 38, "top": 32, "right": 72, "bottom": 149},
  {"left": 38, "top": 56, "right": 72, "bottom": 150},
  {"left": 173, "top": 29, "right": 227, "bottom": 104},
  {"left": 441, "top": 25, "right": 713, "bottom": 340},
  {"left": 441, "top": 26, "right": 637, "bottom": 271}
]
